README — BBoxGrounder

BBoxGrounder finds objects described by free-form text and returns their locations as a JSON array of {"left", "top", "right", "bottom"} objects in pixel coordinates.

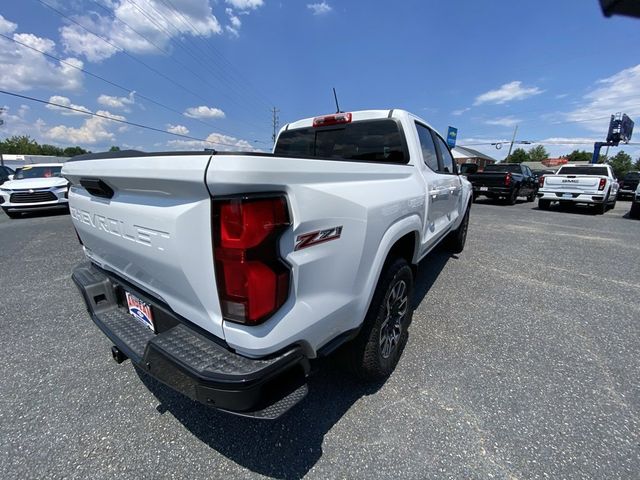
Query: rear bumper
[
  {"left": 618, "top": 189, "right": 636, "bottom": 199},
  {"left": 537, "top": 190, "right": 610, "bottom": 204},
  {"left": 72, "top": 262, "right": 310, "bottom": 419},
  {"left": 473, "top": 186, "right": 512, "bottom": 196}
]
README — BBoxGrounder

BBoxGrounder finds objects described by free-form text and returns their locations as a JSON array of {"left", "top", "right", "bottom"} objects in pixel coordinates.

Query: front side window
[{"left": 415, "top": 123, "right": 439, "bottom": 172}]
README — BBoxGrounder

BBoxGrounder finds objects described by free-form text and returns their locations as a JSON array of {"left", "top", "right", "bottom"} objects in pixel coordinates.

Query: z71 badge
[{"left": 295, "top": 226, "right": 343, "bottom": 251}]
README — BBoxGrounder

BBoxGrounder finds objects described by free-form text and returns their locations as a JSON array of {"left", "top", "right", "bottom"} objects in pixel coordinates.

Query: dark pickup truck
[
  {"left": 468, "top": 163, "right": 538, "bottom": 204},
  {"left": 618, "top": 171, "right": 640, "bottom": 200}
]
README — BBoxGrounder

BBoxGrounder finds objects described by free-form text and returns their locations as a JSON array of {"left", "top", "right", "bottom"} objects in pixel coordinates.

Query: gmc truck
[
  {"left": 467, "top": 163, "right": 538, "bottom": 204},
  {"left": 63, "top": 109, "right": 472, "bottom": 419},
  {"left": 537, "top": 164, "right": 618, "bottom": 214}
]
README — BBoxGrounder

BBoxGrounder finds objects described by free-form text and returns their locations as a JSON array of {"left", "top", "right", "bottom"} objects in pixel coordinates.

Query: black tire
[
  {"left": 527, "top": 190, "right": 536, "bottom": 202},
  {"left": 538, "top": 199, "right": 550, "bottom": 210},
  {"left": 2, "top": 209, "right": 20, "bottom": 219},
  {"left": 443, "top": 205, "right": 470, "bottom": 254},
  {"left": 347, "top": 258, "right": 413, "bottom": 380},
  {"left": 507, "top": 187, "right": 519, "bottom": 205},
  {"left": 595, "top": 203, "right": 606, "bottom": 215},
  {"left": 630, "top": 202, "right": 640, "bottom": 219}
]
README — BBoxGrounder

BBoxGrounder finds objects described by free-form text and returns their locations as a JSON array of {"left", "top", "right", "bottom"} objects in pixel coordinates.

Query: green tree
[
  {"left": 109, "top": 146, "right": 121, "bottom": 152},
  {"left": 565, "top": 149, "right": 592, "bottom": 163},
  {"left": 607, "top": 151, "right": 633, "bottom": 178},
  {"left": 39, "top": 144, "right": 64, "bottom": 156},
  {"left": 63, "top": 146, "right": 89, "bottom": 157},
  {"left": 506, "top": 147, "right": 529, "bottom": 163},
  {"left": 0, "top": 135, "right": 41, "bottom": 154},
  {"left": 528, "top": 145, "right": 549, "bottom": 163},
  {"left": 633, "top": 157, "right": 640, "bottom": 171}
]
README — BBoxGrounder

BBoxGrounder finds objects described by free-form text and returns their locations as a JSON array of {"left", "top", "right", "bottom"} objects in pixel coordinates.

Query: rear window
[
  {"left": 623, "top": 172, "right": 639, "bottom": 180},
  {"left": 274, "top": 119, "right": 408, "bottom": 163},
  {"left": 484, "top": 164, "right": 522, "bottom": 173},
  {"left": 557, "top": 166, "right": 609, "bottom": 176}
]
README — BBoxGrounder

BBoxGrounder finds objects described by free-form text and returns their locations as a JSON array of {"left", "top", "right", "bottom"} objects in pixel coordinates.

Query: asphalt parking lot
[{"left": 1, "top": 200, "right": 638, "bottom": 479}]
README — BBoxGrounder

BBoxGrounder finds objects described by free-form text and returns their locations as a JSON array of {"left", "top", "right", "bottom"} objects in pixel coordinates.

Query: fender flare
[{"left": 357, "top": 214, "right": 422, "bottom": 317}]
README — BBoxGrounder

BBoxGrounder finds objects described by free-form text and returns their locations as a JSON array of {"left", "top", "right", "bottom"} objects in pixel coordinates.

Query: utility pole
[
  {"left": 271, "top": 107, "right": 280, "bottom": 146},
  {"left": 505, "top": 124, "right": 518, "bottom": 162},
  {"left": 0, "top": 107, "right": 5, "bottom": 168}
]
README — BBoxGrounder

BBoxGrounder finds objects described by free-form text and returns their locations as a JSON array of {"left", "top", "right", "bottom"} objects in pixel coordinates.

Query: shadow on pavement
[
  {"left": 135, "top": 248, "right": 454, "bottom": 479},
  {"left": 137, "top": 365, "right": 383, "bottom": 479}
]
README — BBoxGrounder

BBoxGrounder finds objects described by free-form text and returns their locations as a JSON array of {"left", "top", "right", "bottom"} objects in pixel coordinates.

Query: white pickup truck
[
  {"left": 537, "top": 164, "right": 619, "bottom": 214},
  {"left": 63, "top": 109, "right": 472, "bottom": 418}
]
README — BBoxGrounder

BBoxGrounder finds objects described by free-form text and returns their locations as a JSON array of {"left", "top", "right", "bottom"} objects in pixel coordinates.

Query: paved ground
[{"left": 1, "top": 200, "right": 638, "bottom": 479}]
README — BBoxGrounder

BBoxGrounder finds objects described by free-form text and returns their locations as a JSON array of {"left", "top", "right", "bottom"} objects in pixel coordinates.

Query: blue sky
[{"left": 1, "top": 0, "right": 640, "bottom": 160}]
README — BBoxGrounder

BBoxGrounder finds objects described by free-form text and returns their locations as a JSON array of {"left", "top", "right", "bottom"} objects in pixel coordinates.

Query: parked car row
[{"left": 463, "top": 161, "right": 639, "bottom": 219}]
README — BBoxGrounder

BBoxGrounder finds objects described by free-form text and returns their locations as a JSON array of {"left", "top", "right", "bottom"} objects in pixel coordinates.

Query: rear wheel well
[{"left": 387, "top": 232, "right": 417, "bottom": 269}]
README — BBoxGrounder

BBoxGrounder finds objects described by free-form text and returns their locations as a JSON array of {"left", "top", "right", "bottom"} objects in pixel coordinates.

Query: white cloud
[
  {"left": 228, "top": 13, "right": 242, "bottom": 28},
  {"left": 225, "top": 0, "right": 264, "bottom": 10},
  {"left": 46, "top": 95, "right": 91, "bottom": 115},
  {"left": 485, "top": 116, "right": 521, "bottom": 128},
  {"left": 0, "top": 14, "right": 17, "bottom": 35},
  {"left": 184, "top": 105, "right": 226, "bottom": 119},
  {"left": 566, "top": 64, "right": 640, "bottom": 132},
  {"left": 225, "top": 25, "right": 239, "bottom": 37},
  {"left": 474, "top": 81, "right": 543, "bottom": 105},
  {"left": 167, "top": 124, "right": 189, "bottom": 135},
  {"left": 44, "top": 110, "right": 125, "bottom": 145},
  {"left": 97, "top": 91, "right": 135, "bottom": 109},
  {"left": 168, "top": 132, "right": 257, "bottom": 151},
  {"left": 61, "top": 0, "right": 223, "bottom": 62},
  {"left": 0, "top": 25, "right": 84, "bottom": 92},
  {"left": 307, "top": 2, "right": 332, "bottom": 15},
  {"left": 452, "top": 107, "right": 470, "bottom": 116}
]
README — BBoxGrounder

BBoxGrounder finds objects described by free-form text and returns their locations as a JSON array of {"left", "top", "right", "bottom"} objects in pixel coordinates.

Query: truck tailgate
[
  {"left": 63, "top": 154, "right": 225, "bottom": 339},
  {"left": 545, "top": 175, "right": 602, "bottom": 193}
]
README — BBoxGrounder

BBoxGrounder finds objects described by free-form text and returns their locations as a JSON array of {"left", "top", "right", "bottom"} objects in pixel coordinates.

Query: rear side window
[
  {"left": 275, "top": 119, "right": 408, "bottom": 163},
  {"left": 415, "top": 123, "right": 439, "bottom": 171},
  {"left": 433, "top": 135, "right": 456, "bottom": 174},
  {"left": 557, "top": 166, "right": 609, "bottom": 176}
]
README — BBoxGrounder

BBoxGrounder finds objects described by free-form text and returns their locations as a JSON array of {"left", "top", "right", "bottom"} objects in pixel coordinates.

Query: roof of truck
[{"left": 282, "top": 109, "right": 437, "bottom": 133}]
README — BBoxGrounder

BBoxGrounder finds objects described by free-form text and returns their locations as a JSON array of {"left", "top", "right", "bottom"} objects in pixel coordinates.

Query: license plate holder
[
  {"left": 480, "top": 186, "right": 488, "bottom": 191},
  {"left": 125, "top": 291, "right": 155, "bottom": 332},
  {"left": 562, "top": 193, "right": 573, "bottom": 198}
]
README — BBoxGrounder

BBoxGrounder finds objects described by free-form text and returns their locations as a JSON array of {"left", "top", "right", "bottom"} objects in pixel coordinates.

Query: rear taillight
[
  {"left": 213, "top": 195, "right": 291, "bottom": 325},
  {"left": 538, "top": 175, "right": 545, "bottom": 187},
  {"left": 505, "top": 172, "right": 512, "bottom": 186},
  {"left": 598, "top": 178, "right": 606, "bottom": 190}
]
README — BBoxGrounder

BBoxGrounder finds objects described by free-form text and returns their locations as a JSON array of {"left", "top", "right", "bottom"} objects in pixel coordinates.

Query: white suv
[{"left": 0, "top": 163, "right": 69, "bottom": 218}]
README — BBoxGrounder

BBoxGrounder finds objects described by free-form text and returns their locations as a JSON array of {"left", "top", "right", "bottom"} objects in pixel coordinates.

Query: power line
[
  {"left": 0, "top": 89, "right": 261, "bottom": 150},
  {"left": 35, "top": 0, "right": 224, "bottom": 110},
  {"left": 119, "top": 0, "right": 271, "bottom": 126},
  {"left": 158, "top": 0, "right": 275, "bottom": 111},
  {"left": 0, "top": 32, "right": 263, "bottom": 141}
]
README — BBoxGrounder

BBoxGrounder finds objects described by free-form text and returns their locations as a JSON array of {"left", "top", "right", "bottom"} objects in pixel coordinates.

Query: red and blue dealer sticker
[{"left": 125, "top": 291, "right": 155, "bottom": 332}]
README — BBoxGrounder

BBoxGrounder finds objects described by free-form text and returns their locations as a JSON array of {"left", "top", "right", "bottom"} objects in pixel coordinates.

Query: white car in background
[{"left": 0, "top": 163, "right": 69, "bottom": 219}]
